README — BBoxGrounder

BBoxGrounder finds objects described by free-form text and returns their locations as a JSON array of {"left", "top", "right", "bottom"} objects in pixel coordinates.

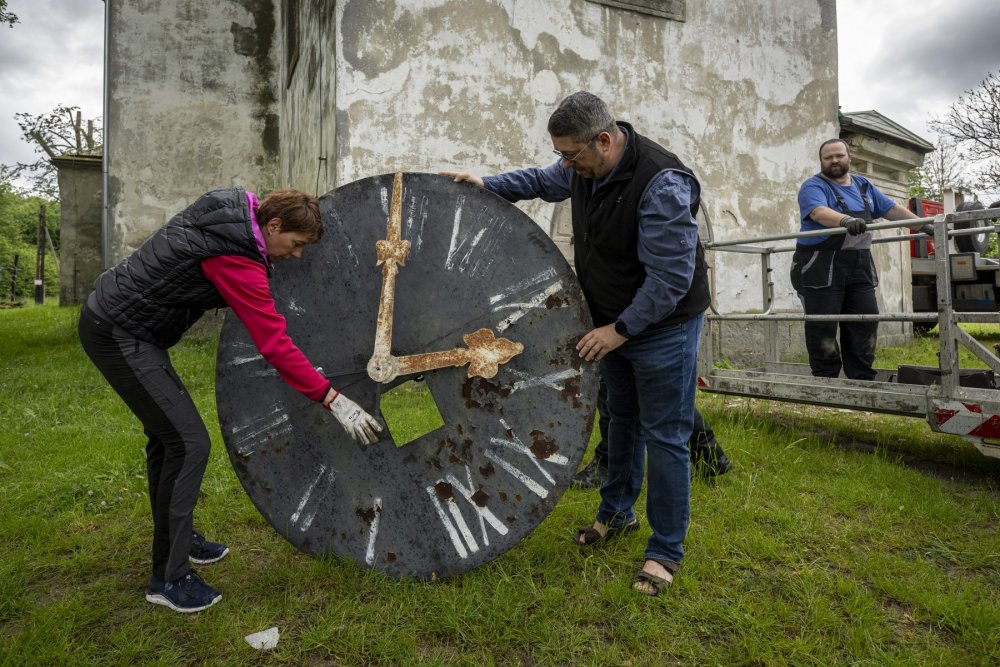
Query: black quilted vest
[
  {"left": 570, "top": 123, "right": 710, "bottom": 331},
  {"left": 93, "top": 188, "right": 269, "bottom": 348}
]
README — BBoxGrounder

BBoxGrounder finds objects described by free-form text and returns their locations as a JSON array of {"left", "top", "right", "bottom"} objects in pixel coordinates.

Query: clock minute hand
[
  {"left": 384, "top": 328, "right": 524, "bottom": 383},
  {"left": 368, "top": 172, "right": 410, "bottom": 384}
]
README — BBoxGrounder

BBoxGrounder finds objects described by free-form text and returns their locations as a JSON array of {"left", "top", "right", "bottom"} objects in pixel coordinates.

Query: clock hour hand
[
  {"left": 368, "top": 172, "right": 410, "bottom": 383},
  {"left": 378, "top": 328, "right": 524, "bottom": 383}
]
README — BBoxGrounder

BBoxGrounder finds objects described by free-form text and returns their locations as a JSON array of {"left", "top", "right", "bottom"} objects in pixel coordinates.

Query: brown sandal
[
  {"left": 632, "top": 558, "right": 677, "bottom": 596},
  {"left": 575, "top": 518, "right": 640, "bottom": 546}
]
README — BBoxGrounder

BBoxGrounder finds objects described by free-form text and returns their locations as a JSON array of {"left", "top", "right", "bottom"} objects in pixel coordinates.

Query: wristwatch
[{"left": 614, "top": 320, "right": 631, "bottom": 338}]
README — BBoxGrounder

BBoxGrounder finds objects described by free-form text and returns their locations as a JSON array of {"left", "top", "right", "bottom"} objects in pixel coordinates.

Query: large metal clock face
[{"left": 216, "top": 173, "right": 598, "bottom": 580}]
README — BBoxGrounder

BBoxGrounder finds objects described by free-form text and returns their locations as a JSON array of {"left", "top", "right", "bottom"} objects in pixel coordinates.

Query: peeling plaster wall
[
  {"left": 105, "top": 0, "right": 279, "bottom": 262},
  {"left": 281, "top": 1, "right": 337, "bottom": 195},
  {"left": 327, "top": 0, "right": 839, "bottom": 362}
]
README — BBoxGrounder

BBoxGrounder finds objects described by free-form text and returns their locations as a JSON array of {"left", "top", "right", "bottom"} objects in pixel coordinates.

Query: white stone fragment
[{"left": 244, "top": 627, "right": 279, "bottom": 650}]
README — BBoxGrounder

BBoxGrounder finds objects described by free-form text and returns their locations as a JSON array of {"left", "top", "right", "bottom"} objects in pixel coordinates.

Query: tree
[
  {"left": 930, "top": 71, "right": 1000, "bottom": 198},
  {"left": 1, "top": 0, "right": 18, "bottom": 28},
  {"left": 2, "top": 104, "right": 102, "bottom": 199},
  {"left": 907, "top": 138, "right": 978, "bottom": 201},
  {"left": 0, "top": 174, "right": 61, "bottom": 301}
]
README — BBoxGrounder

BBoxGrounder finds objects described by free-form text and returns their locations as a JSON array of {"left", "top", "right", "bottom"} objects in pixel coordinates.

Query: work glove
[
  {"left": 918, "top": 223, "right": 935, "bottom": 237},
  {"left": 839, "top": 215, "right": 867, "bottom": 235},
  {"left": 327, "top": 392, "right": 382, "bottom": 445}
]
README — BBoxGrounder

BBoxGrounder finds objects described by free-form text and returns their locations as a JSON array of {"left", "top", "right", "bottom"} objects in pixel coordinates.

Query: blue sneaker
[
  {"left": 146, "top": 570, "right": 221, "bottom": 613},
  {"left": 190, "top": 530, "right": 229, "bottom": 564}
]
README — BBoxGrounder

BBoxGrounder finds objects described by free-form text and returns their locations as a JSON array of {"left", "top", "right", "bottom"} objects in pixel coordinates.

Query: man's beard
[{"left": 821, "top": 163, "right": 849, "bottom": 179}]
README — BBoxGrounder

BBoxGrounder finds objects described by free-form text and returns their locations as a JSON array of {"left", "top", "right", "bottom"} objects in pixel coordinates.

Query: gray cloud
[
  {"left": 865, "top": 0, "right": 1000, "bottom": 108},
  {"left": 0, "top": 0, "right": 104, "bottom": 171}
]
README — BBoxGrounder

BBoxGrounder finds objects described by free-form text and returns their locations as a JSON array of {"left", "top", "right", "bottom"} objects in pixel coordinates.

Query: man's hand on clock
[
  {"left": 576, "top": 324, "right": 627, "bottom": 362},
  {"left": 325, "top": 391, "right": 382, "bottom": 445},
  {"left": 439, "top": 171, "right": 485, "bottom": 188}
]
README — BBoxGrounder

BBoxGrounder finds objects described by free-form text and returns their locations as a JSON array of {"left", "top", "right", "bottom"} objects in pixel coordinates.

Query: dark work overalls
[{"left": 790, "top": 177, "right": 878, "bottom": 380}]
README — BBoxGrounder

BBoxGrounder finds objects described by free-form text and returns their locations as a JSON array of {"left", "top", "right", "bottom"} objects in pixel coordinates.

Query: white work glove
[{"left": 327, "top": 392, "right": 382, "bottom": 445}]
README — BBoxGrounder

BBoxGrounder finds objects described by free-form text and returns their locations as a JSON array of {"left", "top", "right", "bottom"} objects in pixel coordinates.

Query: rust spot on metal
[
  {"left": 434, "top": 481, "right": 453, "bottom": 500},
  {"left": 499, "top": 491, "right": 508, "bottom": 502},
  {"left": 387, "top": 552, "right": 397, "bottom": 563},
  {"left": 463, "top": 376, "right": 514, "bottom": 413},
  {"left": 528, "top": 430, "right": 559, "bottom": 459},
  {"left": 356, "top": 505, "right": 379, "bottom": 526},
  {"left": 515, "top": 494, "right": 522, "bottom": 502},
  {"left": 545, "top": 293, "right": 568, "bottom": 308},
  {"left": 471, "top": 489, "right": 490, "bottom": 507},
  {"left": 461, "top": 378, "right": 482, "bottom": 409},
  {"left": 479, "top": 461, "right": 495, "bottom": 478},
  {"left": 560, "top": 376, "right": 582, "bottom": 408}
]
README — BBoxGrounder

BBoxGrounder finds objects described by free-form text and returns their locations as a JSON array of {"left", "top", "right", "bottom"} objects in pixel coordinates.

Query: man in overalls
[{"left": 791, "top": 138, "right": 924, "bottom": 379}]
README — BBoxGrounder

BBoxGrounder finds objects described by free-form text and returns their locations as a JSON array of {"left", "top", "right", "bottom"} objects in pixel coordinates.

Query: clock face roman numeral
[
  {"left": 427, "top": 418, "right": 569, "bottom": 559},
  {"left": 230, "top": 401, "right": 293, "bottom": 457},
  {"left": 289, "top": 464, "right": 337, "bottom": 533},
  {"left": 425, "top": 465, "right": 510, "bottom": 559},
  {"left": 444, "top": 195, "right": 509, "bottom": 277},
  {"left": 363, "top": 497, "right": 383, "bottom": 566},
  {"left": 489, "top": 267, "right": 569, "bottom": 333}
]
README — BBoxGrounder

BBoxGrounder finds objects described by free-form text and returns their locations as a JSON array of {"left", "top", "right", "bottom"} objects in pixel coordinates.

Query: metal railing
[{"left": 697, "top": 207, "right": 1000, "bottom": 457}]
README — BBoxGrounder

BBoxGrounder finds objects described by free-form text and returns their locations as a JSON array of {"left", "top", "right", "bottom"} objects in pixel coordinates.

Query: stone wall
[{"left": 53, "top": 155, "right": 103, "bottom": 305}]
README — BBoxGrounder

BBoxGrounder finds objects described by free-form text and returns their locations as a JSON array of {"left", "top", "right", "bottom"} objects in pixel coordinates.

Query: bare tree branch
[
  {"left": 2, "top": 104, "right": 103, "bottom": 198},
  {"left": 930, "top": 71, "right": 1000, "bottom": 195}
]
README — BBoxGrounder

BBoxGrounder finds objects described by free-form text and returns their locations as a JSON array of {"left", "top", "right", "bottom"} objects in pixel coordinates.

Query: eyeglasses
[{"left": 552, "top": 134, "right": 600, "bottom": 162}]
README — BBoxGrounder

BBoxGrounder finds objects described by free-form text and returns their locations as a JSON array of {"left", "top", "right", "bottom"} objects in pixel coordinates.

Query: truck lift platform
[{"left": 697, "top": 208, "right": 1000, "bottom": 459}]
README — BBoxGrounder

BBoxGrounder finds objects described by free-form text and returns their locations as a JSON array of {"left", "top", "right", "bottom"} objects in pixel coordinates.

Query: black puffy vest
[
  {"left": 93, "top": 188, "right": 268, "bottom": 348},
  {"left": 570, "top": 123, "right": 710, "bottom": 331}
]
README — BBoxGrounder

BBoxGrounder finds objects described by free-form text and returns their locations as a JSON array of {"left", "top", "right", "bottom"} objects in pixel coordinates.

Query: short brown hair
[
  {"left": 818, "top": 138, "right": 850, "bottom": 159},
  {"left": 257, "top": 188, "right": 323, "bottom": 241}
]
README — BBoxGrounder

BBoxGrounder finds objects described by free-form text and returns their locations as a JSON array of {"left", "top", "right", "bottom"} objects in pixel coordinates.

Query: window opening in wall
[
  {"left": 284, "top": 0, "right": 300, "bottom": 86},
  {"left": 586, "top": 0, "right": 685, "bottom": 22},
  {"left": 379, "top": 379, "right": 446, "bottom": 447}
]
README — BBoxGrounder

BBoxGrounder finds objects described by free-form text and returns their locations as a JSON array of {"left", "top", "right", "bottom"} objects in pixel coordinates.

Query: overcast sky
[{"left": 1, "top": 0, "right": 998, "bottom": 187}]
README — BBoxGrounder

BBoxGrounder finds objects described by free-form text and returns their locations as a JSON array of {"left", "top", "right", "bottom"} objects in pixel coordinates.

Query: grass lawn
[{"left": 1, "top": 304, "right": 999, "bottom": 666}]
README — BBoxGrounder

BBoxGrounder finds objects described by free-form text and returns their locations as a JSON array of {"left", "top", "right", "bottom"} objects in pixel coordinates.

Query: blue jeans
[{"left": 596, "top": 314, "right": 702, "bottom": 566}]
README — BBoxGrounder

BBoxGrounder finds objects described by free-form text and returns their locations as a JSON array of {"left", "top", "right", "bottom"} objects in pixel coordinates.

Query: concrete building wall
[
  {"left": 105, "top": 0, "right": 280, "bottom": 262},
  {"left": 53, "top": 155, "right": 103, "bottom": 305},
  {"left": 280, "top": 0, "right": 337, "bottom": 193}
]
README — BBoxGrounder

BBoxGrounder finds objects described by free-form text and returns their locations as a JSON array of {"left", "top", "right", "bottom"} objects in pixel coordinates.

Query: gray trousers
[{"left": 78, "top": 296, "right": 209, "bottom": 581}]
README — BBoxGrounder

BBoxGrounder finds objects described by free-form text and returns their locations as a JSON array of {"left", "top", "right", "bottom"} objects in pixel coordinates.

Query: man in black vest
[{"left": 444, "top": 91, "right": 708, "bottom": 595}]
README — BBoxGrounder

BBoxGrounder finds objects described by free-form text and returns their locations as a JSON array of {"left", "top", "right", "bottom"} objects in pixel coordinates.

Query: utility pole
[
  {"left": 10, "top": 254, "right": 19, "bottom": 302},
  {"left": 35, "top": 205, "right": 45, "bottom": 305}
]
